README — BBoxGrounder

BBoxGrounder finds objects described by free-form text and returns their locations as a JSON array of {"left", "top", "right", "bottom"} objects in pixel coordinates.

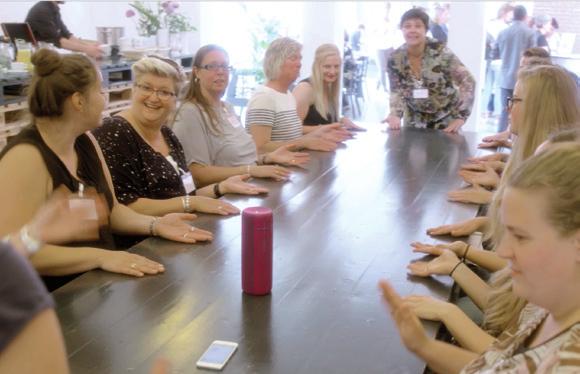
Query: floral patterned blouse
[
  {"left": 387, "top": 38, "right": 475, "bottom": 129},
  {"left": 462, "top": 303, "right": 580, "bottom": 373}
]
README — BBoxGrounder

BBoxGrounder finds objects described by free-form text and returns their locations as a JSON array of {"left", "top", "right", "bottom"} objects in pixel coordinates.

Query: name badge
[
  {"left": 227, "top": 114, "right": 242, "bottom": 128},
  {"left": 69, "top": 198, "right": 98, "bottom": 220},
  {"left": 181, "top": 172, "right": 196, "bottom": 194},
  {"left": 413, "top": 89, "right": 429, "bottom": 99}
]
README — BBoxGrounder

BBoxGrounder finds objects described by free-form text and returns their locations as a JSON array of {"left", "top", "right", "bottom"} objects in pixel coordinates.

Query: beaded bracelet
[
  {"left": 449, "top": 261, "right": 463, "bottom": 277},
  {"left": 149, "top": 217, "right": 159, "bottom": 237}
]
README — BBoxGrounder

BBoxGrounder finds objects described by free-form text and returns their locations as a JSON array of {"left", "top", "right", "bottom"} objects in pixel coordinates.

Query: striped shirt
[
  {"left": 245, "top": 85, "right": 303, "bottom": 141},
  {"left": 462, "top": 303, "right": 580, "bottom": 373}
]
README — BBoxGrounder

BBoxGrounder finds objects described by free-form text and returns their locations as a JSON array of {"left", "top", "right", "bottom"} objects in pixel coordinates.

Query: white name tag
[
  {"left": 227, "top": 114, "right": 242, "bottom": 128},
  {"left": 69, "top": 198, "right": 98, "bottom": 220},
  {"left": 413, "top": 88, "right": 429, "bottom": 99},
  {"left": 181, "top": 172, "right": 196, "bottom": 194}
]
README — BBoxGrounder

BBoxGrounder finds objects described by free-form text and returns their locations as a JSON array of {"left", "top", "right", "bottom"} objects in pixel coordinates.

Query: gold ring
[
  {"left": 130, "top": 263, "right": 137, "bottom": 269},
  {"left": 183, "top": 232, "right": 188, "bottom": 238},
  {"left": 217, "top": 206, "right": 223, "bottom": 210},
  {"left": 189, "top": 226, "right": 196, "bottom": 232},
  {"left": 291, "top": 159, "right": 295, "bottom": 163}
]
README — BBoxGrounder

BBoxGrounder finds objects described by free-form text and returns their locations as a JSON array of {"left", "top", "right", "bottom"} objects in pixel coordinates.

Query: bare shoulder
[{"left": 0, "top": 143, "right": 48, "bottom": 179}]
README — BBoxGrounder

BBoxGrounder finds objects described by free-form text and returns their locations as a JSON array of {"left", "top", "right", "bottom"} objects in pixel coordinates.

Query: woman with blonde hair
[
  {"left": 441, "top": 64, "right": 580, "bottom": 209},
  {"left": 292, "top": 43, "right": 362, "bottom": 130},
  {"left": 381, "top": 143, "right": 580, "bottom": 372},
  {"left": 94, "top": 56, "right": 270, "bottom": 222},
  {"left": 402, "top": 66, "right": 580, "bottom": 353},
  {"left": 245, "top": 37, "right": 350, "bottom": 152},
  {"left": 172, "top": 44, "right": 310, "bottom": 187},
  {"left": 0, "top": 49, "right": 205, "bottom": 291}
]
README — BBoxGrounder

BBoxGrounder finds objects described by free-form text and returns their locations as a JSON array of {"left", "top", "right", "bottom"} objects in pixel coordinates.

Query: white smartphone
[{"left": 196, "top": 340, "right": 238, "bottom": 371}]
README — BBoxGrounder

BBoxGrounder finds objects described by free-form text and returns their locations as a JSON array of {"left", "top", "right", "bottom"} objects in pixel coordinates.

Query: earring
[{"left": 194, "top": 76, "right": 200, "bottom": 83}]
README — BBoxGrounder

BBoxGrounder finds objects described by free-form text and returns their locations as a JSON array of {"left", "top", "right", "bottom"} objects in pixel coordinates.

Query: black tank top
[
  {"left": 300, "top": 78, "right": 336, "bottom": 126},
  {"left": 0, "top": 126, "right": 116, "bottom": 290}
]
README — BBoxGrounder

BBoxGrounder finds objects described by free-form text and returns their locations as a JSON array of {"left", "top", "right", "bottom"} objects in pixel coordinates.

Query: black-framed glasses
[
  {"left": 506, "top": 96, "right": 523, "bottom": 110},
  {"left": 200, "top": 63, "right": 234, "bottom": 72},
  {"left": 134, "top": 83, "right": 176, "bottom": 100}
]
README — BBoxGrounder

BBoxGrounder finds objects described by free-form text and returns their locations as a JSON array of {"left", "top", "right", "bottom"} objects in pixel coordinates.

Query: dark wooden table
[{"left": 54, "top": 127, "right": 486, "bottom": 374}]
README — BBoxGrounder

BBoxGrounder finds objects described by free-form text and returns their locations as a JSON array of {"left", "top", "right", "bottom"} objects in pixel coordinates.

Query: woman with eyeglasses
[
  {"left": 0, "top": 49, "right": 206, "bottom": 291},
  {"left": 93, "top": 57, "right": 268, "bottom": 225},
  {"left": 172, "top": 44, "right": 310, "bottom": 187},
  {"left": 381, "top": 143, "right": 580, "bottom": 373},
  {"left": 445, "top": 64, "right": 580, "bottom": 207}
]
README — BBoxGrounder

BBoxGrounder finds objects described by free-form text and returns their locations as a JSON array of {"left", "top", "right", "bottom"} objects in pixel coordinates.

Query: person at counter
[
  {"left": 0, "top": 49, "right": 208, "bottom": 291},
  {"left": 25, "top": 1, "right": 103, "bottom": 59},
  {"left": 382, "top": 8, "right": 475, "bottom": 132}
]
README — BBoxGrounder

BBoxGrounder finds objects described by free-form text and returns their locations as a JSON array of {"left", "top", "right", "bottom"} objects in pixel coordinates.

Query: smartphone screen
[{"left": 196, "top": 341, "right": 238, "bottom": 370}]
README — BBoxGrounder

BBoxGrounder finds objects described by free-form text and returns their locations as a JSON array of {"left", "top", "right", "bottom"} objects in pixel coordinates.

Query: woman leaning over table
[
  {"left": 381, "top": 143, "right": 580, "bottom": 373},
  {"left": 172, "top": 44, "right": 310, "bottom": 188},
  {"left": 93, "top": 56, "right": 267, "bottom": 219},
  {"left": 292, "top": 43, "right": 363, "bottom": 131},
  {"left": 382, "top": 8, "right": 475, "bottom": 132},
  {"left": 245, "top": 37, "right": 351, "bottom": 153},
  {"left": 0, "top": 49, "right": 204, "bottom": 291}
]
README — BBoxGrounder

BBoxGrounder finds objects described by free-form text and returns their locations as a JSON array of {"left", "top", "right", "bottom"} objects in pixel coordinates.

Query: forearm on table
[
  {"left": 190, "top": 164, "right": 248, "bottom": 187},
  {"left": 29, "top": 244, "right": 107, "bottom": 276},
  {"left": 109, "top": 204, "right": 154, "bottom": 236},
  {"left": 452, "top": 263, "right": 490, "bottom": 310},
  {"left": 257, "top": 139, "right": 300, "bottom": 153},
  {"left": 416, "top": 339, "right": 479, "bottom": 374},
  {"left": 442, "top": 304, "right": 495, "bottom": 354},
  {"left": 466, "top": 248, "right": 507, "bottom": 273},
  {"left": 128, "top": 197, "right": 183, "bottom": 216}
]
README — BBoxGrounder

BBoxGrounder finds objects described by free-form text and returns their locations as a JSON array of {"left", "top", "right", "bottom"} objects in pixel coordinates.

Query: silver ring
[{"left": 189, "top": 226, "right": 196, "bottom": 232}]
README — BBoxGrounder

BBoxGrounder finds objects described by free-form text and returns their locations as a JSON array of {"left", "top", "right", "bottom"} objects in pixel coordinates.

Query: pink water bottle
[{"left": 242, "top": 207, "right": 273, "bottom": 295}]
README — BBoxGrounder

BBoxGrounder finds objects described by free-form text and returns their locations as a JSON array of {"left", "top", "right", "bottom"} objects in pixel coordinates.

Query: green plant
[
  {"left": 249, "top": 15, "right": 280, "bottom": 84},
  {"left": 126, "top": 1, "right": 196, "bottom": 37}
]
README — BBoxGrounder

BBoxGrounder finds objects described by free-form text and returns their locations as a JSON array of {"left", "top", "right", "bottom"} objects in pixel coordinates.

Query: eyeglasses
[
  {"left": 200, "top": 64, "right": 233, "bottom": 72},
  {"left": 134, "top": 83, "right": 176, "bottom": 100},
  {"left": 506, "top": 96, "right": 523, "bottom": 110}
]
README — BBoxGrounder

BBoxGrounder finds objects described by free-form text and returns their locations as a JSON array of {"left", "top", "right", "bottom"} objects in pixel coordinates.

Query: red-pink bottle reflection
[{"left": 242, "top": 207, "right": 273, "bottom": 295}]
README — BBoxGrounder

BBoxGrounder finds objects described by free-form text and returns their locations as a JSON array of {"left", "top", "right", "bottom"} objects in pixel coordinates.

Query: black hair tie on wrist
[{"left": 213, "top": 183, "right": 224, "bottom": 198}]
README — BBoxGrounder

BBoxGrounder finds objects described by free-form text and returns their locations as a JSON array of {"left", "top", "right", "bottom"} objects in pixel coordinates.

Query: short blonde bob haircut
[{"left": 263, "top": 37, "right": 302, "bottom": 81}]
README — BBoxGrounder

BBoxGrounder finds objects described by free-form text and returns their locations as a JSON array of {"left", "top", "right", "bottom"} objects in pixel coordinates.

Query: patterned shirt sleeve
[
  {"left": 444, "top": 48, "right": 476, "bottom": 120},
  {"left": 387, "top": 52, "right": 406, "bottom": 118},
  {"left": 92, "top": 117, "right": 147, "bottom": 205}
]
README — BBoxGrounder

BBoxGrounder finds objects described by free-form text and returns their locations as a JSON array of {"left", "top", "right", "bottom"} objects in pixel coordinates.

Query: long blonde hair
[
  {"left": 483, "top": 65, "right": 580, "bottom": 335},
  {"left": 311, "top": 44, "right": 341, "bottom": 122}
]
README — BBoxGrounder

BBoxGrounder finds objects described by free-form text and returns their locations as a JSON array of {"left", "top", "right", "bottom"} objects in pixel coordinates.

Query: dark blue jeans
[{"left": 498, "top": 88, "right": 513, "bottom": 132}]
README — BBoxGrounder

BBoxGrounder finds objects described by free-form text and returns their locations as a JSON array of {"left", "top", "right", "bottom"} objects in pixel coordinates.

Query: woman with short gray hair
[{"left": 245, "top": 37, "right": 350, "bottom": 153}]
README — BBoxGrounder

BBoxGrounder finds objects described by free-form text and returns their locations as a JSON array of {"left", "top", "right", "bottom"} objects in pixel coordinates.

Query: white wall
[
  {"left": 0, "top": 1, "right": 201, "bottom": 52},
  {"left": 448, "top": 2, "right": 486, "bottom": 131}
]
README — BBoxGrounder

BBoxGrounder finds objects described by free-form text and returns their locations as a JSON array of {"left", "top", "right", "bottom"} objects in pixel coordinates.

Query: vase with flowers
[{"left": 126, "top": 1, "right": 196, "bottom": 50}]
